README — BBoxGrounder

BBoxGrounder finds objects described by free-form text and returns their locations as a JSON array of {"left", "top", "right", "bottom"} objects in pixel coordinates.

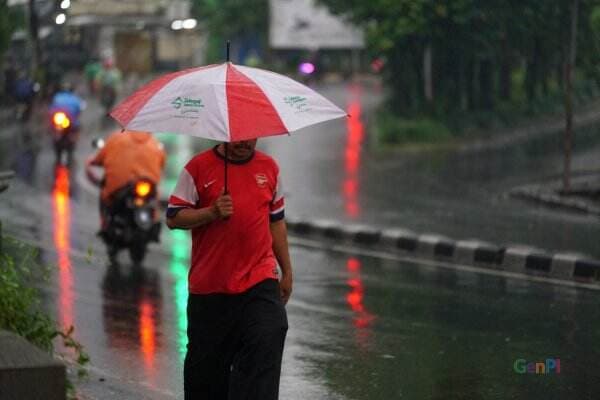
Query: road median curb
[
  {"left": 286, "top": 218, "right": 600, "bottom": 285},
  {"left": 510, "top": 183, "right": 600, "bottom": 216},
  {"left": 0, "top": 330, "right": 66, "bottom": 400}
]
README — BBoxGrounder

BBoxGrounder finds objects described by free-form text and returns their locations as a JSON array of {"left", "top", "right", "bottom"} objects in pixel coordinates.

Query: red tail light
[
  {"left": 53, "top": 112, "right": 71, "bottom": 129},
  {"left": 135, "top": 181, "right": 152, "bottom": 198}
]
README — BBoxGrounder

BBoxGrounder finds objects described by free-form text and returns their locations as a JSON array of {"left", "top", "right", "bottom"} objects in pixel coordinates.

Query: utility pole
[{"left": 563, "top": 0, "right": 579, "bottom": 192}]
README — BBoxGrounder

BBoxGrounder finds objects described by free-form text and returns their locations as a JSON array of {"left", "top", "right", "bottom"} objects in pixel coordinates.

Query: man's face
[{"left": 228, "top": 139, "right": 257, "bottom": 160}]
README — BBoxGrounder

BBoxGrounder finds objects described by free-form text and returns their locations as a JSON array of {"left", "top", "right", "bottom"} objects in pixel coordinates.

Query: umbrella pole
[
  {"left": 224, "top": 41, "right": 230, "bottom": 194},
  {"left": 224, "top": 142, "right": 229, "bottom": 194}
]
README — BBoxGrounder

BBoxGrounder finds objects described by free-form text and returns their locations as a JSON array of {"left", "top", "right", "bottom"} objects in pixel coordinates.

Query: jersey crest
[{"left": 255, "top": 173, "right": 268, "bottom": 187}]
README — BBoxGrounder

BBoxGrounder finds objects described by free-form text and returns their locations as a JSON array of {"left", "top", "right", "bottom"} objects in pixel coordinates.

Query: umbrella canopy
[{"left": 110, "top": 62, "right": 347, "bottom": 141}]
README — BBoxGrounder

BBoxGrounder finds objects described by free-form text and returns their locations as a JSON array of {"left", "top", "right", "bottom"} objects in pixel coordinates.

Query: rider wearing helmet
[
  {"left": 49, "top": 82, "right": 83, "bottom": 129},
  {"left": 48, "top": 82, "right": 83, "bottom": 163},
  {"left": 96, "top": 58, "right": 122, "bottom": 113}
]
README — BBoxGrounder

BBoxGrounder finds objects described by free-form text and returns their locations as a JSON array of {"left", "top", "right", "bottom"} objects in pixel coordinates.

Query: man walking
[{"left": 166, "top": 139, "right": 293, "bottom": 400}]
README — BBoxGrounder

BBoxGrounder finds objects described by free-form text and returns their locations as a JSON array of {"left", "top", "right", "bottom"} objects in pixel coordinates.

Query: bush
[
  {"left": 0, "top": 236, "right": 89, "bottom": 397},
  {"left": 376, "top": 112, "right": 452, "bottom": 145},
  {"left": 0, "top": 239, "right": 55, "bottom": 351}
]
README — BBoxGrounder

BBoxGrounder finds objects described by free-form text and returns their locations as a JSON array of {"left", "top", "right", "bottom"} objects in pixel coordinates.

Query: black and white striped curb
[{"left": 285, "top": 218, "right": 600, "bottom": 284}]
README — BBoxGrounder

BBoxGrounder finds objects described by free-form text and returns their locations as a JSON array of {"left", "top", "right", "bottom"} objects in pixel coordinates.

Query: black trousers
[{"left": 184, "top": 279, "right": 288, "bottom": 400}]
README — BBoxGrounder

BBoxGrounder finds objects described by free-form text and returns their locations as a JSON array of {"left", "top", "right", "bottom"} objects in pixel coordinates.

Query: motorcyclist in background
[
  {"left": 84, "top": 58, "right": 102, "bottom": 95},
  {"left": 49, "top": 82, "right": 83, "bottom": 124},
  {"left": 48, "top": 82, "right": 84, "bottom": 165},
  {"left": 95, "top": 58, "right": 122, "bottom": 114},
  {"left": 85, "top": 130, "right": 166, "bottom": 237},
  {"left": 12, "top": 71, "right": 38, "bottom": 121}
]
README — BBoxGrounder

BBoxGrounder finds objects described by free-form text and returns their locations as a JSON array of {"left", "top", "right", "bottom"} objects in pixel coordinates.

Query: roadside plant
[{"left": 0, "top": 236, "right": 89, "bottom": 398}]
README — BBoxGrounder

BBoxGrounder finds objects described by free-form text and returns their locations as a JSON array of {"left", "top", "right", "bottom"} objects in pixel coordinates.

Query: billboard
[
  {"left": 269, "top": 0, "right": 364, "bottom": 49},
  {"left": 69, "top": 0, "right": 164, "bottom": 16}
]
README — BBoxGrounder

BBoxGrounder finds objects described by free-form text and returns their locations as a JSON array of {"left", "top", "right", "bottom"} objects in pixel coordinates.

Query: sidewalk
[{"left": 457, "top": 98, "right": 600, "bottom": 153}]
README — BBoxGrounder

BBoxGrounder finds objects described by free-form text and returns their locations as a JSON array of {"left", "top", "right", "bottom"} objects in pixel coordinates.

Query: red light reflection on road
[
  {"left": 52, "top": 166, "right": 73, "bottom": 330},
  {"left": 139, "top": 300, "right": 157, "bottom": 374},
  {"left": 101, "top": 268, "right": 162, "bottom": 385},
  {"left": 344, "top": 95, "right": 364, "bottom": 218},
  {"left": 345, "top": 257, "right": 375, "bottom": 348}
]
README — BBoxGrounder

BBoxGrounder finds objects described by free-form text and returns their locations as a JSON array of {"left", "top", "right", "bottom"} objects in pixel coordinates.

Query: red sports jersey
[{"left": 168, "top": 147, "right": 285, "bottom": 294}]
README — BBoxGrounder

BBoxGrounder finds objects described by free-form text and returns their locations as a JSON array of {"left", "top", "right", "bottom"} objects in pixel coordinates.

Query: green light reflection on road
[
  {"left": 160, "top": 133, "right": 192, "bottom": 361},
  {"left": 169, "top": 227, "right": 190, "bottom": 359}
]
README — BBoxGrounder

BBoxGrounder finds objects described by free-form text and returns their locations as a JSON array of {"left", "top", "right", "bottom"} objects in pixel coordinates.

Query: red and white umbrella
[{"left": 110, "top": 62, "right": 347, "bottom": 141}]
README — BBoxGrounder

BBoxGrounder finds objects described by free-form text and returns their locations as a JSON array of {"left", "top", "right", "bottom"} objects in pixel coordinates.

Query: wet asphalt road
[
  {"left": 261, "top": 83, "right": 600, "bottom": 258},
  {"left": 1, "top": 80, "right": 600, "bottom": 399}
]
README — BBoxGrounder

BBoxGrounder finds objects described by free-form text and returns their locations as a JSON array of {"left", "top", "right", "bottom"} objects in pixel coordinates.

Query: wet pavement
[{"left": 1, "top": 79, "right": 600, "bottom": 399}]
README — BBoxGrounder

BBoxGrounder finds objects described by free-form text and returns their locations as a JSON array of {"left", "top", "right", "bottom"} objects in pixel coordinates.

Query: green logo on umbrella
[
  {"left": 284, "top": 96, "right": 307, "bottom": 108},
  {"left": 172, "top": 97, "right": 205, "bottom": 114}
]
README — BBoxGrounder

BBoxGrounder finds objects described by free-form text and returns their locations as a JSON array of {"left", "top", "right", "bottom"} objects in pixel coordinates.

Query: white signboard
[
  {"left": 69, "top": 0, "right": 164, "bottom": 16},
  {"left": 269, "top": 0, "right": 364, "bottom": 49}
]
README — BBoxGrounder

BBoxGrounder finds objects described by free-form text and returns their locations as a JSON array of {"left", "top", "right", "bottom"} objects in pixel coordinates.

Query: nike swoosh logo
[{"left": 203, "top": 180, "right": 216, "bottom": 189}]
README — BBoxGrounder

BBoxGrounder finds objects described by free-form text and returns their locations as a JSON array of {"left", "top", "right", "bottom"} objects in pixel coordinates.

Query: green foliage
[
  {"left": 0, "top": 1, "right": 25, "bottom": 59},
  {"left": 191, "top": 0, "right": 268, "bottom": 62},
  {"left": 591, "top": 6, "right": 600, "bottom": 33},
  {"left": 376, "top": 112, "right": 452, "bottom": 145},
  {"left": 320, "top": 0, "right": 600, "bottom": 122},
  {"left": 0, "top": 240, "right": 55, "bottom": 351},
  {"left": 0, "top": 236, "right": 89, "bottom": 397}
]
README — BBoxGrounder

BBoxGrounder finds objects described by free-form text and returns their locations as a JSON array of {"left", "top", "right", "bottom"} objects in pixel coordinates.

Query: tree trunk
[
  {"left": 557, "top": 62, "right": 564, "bottom": 90},
  {"left": 28, "top": 0, "right": 40, "bottom": 77},
  {"left": 466, "top": 58, "right": 476, "bottom": 110},
  {"left": 499, "top": 36, "right": 512, "bottom": 101},
  {"left": 389, "top": 45, "right": 410, "bottom": 113},
  {"left": 525, "top": 38, "right": 541, "bottom": 102},
  {"left": 541, "top": 60, "right": 550, "bottom": 97},
  {"left": 479, "top": 58, "right": 494, "bottom": 110},
  {"left": 423, "top": 43, "right": 434, "bottom": 108},
  {"left": 453, "top": 53, "right": 464, "bottom": 111},
  {"left": 411, "top": 40, "right": 423, "bottom": 112},
  {"left": 563, "top": 0, "right": 579, "bottom": 192}
]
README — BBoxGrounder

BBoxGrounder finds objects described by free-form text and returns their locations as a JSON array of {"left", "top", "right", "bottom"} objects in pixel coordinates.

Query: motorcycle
[
  {"left": 50, "top": 111, "right": 77, "bottom": 166},
  {"left": 99, "top": 178, "right": 161, "bottom": 265}
]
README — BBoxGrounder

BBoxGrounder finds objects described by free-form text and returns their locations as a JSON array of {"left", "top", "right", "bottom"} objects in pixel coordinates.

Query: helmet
[{"left": 60, "top": 81, "right": 74, "bottom": 92}]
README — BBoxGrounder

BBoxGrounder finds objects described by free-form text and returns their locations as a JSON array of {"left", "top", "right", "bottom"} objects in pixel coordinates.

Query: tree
[
  {"left": 0, "top": 1, "right": 12, "bottom": 59},
  {"left": 0, "top": 0, "right": 24, "bottom": 61},
  {"left": 191, "top": 0, "right": 269, "bottom": 63},
  {"left": 319, "top": 0, "right": 600, "bottom": 121},
  {"left": 0, "top": 0, "right": 25, "bottom": 98}
]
